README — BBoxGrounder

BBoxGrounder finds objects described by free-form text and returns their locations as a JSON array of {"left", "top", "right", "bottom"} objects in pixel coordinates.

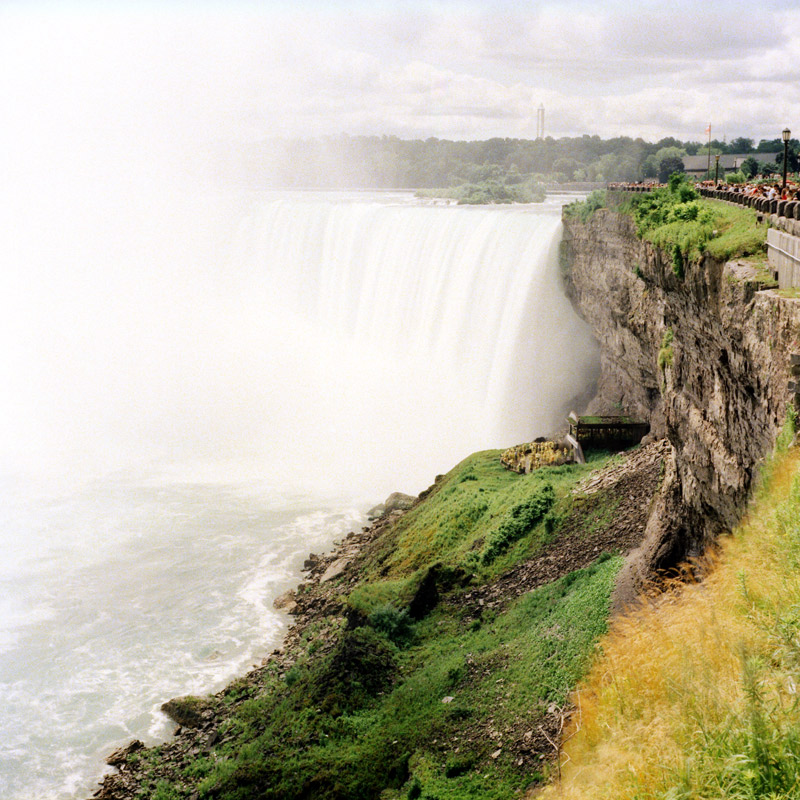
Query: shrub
[
  {"left": 311, "top": 627, "right": 397, "bottom": 714},
  {"left": 368, "top": 603, "right": 413, "bottom": 646},
  {"left": 671, "top": 243, "right": 684, "bottom": 279},
  {"left": 622, "top": 174, "right": 765, "bottom": 265},
  {"left": 564, "top": 190, "right": 606, "bottom": 222},
  {"left": 658, "top": 328, "right": 674, "bottom": 370},
  {"left": 482, "top": 484, "right": 556, "bottom": 564}
]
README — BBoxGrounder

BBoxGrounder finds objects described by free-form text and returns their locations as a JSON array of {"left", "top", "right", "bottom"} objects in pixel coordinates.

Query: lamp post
[
  {"left": 782, "top": 127, "right": 791, "bottom": 190},
  {"left": 715, "top": 154, "right": 720, "bottom": 186}
]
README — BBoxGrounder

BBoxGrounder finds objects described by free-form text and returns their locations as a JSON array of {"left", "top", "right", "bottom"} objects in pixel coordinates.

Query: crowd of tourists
[
  {"left": 608, "top": 176, "right": 799, "bottom": 201},
  {"left": 700, "top": 179, "right": 799, "bottom": 201}
]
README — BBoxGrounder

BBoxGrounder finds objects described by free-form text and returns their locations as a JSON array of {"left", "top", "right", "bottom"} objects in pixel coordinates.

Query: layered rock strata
[{"left": 561, "top": 208, "right": 800, "bottom": 601}]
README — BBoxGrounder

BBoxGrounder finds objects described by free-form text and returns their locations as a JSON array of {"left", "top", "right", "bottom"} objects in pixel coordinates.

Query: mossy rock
[{"left": 161, "top": 695, "right": 218, "bottom": 728}]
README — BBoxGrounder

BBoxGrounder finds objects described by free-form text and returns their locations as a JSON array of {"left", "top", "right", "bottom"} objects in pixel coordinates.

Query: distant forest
[{"left": 218, "top": 134, "right": 799, "bottom": 189}]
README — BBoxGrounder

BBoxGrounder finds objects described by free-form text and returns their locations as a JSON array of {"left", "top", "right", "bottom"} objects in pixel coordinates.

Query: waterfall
[
  {"left": 0, "top": 190, "right": 597, "bottom": 497},
  {"left": 221, "top": 192, "right": 599, "bottom": 494}
]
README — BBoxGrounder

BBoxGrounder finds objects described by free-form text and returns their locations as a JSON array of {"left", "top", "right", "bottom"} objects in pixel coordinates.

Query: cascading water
[
  {"left": 223, "top": 191, "right": 598, "bottom": 494},
  {"left": 0, "top": 190, "right": 598, "bottom": 799}
]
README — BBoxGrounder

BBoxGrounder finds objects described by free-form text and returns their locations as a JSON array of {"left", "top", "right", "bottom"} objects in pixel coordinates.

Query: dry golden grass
[{"left": 539, "top": 446, "right": 800, "bottom": 800}]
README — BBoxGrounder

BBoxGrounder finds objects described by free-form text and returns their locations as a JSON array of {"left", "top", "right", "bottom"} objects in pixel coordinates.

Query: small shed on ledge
[{"left": 566, "top": 412, "right": 649, "bottom": 462}]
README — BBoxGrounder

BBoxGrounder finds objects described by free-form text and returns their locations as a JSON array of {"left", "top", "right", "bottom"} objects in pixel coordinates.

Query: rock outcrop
[
  {"left": 501, "top": 440, "right": 573, "bottom": 473},
  {"left": 561, "top": 208, "right": 800, "bottom": 598}
]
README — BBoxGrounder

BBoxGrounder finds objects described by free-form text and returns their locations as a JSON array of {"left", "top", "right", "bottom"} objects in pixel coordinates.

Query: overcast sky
[{"left": 1, "top": 0, "right": 798, "bottom": 178}]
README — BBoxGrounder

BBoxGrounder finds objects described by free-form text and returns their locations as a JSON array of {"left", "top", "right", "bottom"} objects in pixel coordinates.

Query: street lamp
[
  {"left": 715, "top": 154, "right": 720, "bottom": 185},
  {"left": 782, "top": 127, "right": 791, "bottom": 190}
]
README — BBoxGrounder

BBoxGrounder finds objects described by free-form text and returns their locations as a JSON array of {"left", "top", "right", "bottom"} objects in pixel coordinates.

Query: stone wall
[
  {"left": 561, "top": 208, "right": 800, "bottom": 596},
  {"left": 767, "top": 228, "right": 800, "bottom": 288}
]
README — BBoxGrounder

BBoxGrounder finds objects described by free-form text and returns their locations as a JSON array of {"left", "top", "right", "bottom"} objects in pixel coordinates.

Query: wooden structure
[{"left": 566, "top": 412, "right": 649, "bottom": 461}]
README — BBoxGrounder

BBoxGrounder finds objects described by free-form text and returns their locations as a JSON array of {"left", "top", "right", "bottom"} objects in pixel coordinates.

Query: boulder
[
  {"left": 160, "top": 696, "right": 216, "bottom": 729},
  {"left": 500, "top": 440, "right": 573, "bottom": 474},
  {"left": 303, "top": 553, "right": 320, "bottom": 570},
  {"left": 321, "top": 557, "right": 350, "bottom": 583},
  {"left": 383, "top": 492, "right": 416, "bottom": 513},
  {"left": 273, "top": 589, "right": 297, "bottom": 612},
  {"left": 105, "top": 739, "right": 144, "bottom": 767}
]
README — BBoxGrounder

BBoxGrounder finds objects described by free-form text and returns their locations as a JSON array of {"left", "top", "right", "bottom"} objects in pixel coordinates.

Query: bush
[
  {"left": 657, "top": 328, "right": 674, "bottom": 370},
  {"left": 564, "top": 190, "right": 606, "bottom": 222},
  {"left": 482, "top": 484, "right": 556, "bottom": 565},
  {"left": 623, "top": 173, "right": 765, "bottom": 265},
  {"left": 311, "top": 627, "right": 398, "bottom": 714},
  {"left": 672, "top": 243, "right": 684, "bottom": 279},
  {"left": 368, "top": 603, "right": 413, "bottom": 646}
]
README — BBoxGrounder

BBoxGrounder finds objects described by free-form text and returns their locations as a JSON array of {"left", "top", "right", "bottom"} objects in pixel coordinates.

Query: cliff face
[{"left": 561, "top": 209, "right": 800, "bottom": 599}]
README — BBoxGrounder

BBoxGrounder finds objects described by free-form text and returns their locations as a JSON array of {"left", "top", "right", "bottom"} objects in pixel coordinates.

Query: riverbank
[{"left": 91, "top": 441, "right": 666, "bottom": 799}]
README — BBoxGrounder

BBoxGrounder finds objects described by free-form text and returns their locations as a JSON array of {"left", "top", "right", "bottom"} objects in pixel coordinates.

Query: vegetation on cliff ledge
[
  {"left": 564, "top": 176, "right": 767, "bottom": 269},
  {"left": 563, "top": 190, "right": 606, "bottom": 223},
  {"left": 625, "top": 174, "right": 766, "bottom": 267},
  {"left": 545, "top": 414, "right": 800, "bottom": 800}
]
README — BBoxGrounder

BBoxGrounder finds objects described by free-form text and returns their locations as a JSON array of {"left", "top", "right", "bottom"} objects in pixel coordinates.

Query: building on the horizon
[
  {"left": 536, "top": 104, "right": 545, "bottom": 140},
  {"left": 682, "top": 152, "right": 780, "bottom": 179}
]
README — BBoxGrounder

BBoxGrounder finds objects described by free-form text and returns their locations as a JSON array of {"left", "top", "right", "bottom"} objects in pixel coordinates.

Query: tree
[
  {"left": 777, "top": 141, "right": 800, "bottom": 173},
  {"left": 729, "top": 137, "right": 754, "bottom": 153},
  {"left": 641, "top": 154, "right": 658, "bottom": 178},
  {"left": 658, "top": 156, "right": 685, "bottom": 183},
  {"left": 761, "top": 162, "right": 779, "bottom": 177},
  {"left": 740, "top": 156, "right": 760, "bottom": 179},
  {"left": 757, "top": 138, "right": 783, "bottom": 152}
]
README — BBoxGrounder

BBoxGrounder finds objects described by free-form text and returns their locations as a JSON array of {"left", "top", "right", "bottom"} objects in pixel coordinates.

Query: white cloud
[{"left": 0, "top": 0, "right": 797, "bottom": 153}]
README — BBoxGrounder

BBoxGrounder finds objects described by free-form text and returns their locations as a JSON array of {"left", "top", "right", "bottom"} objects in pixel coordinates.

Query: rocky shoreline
[{"left": 90, "top": 484, "right": 430, "bottom": 799}]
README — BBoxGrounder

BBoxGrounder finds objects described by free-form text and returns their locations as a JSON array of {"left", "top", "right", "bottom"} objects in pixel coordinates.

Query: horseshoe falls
[{"left": 0, "top": 190, "right": 598, "bottom": 799}]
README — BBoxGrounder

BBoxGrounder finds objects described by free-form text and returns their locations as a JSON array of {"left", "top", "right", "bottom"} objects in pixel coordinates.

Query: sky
[{"left": 1, "top": 0, "right": 798, "bottom": 169}]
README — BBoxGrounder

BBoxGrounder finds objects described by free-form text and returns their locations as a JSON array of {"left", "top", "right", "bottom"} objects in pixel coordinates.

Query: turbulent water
[{"left": 0, "top": 191, "right": 597, "bottom": 799}]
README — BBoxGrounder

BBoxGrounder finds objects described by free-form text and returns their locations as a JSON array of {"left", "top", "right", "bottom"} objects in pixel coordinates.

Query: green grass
[
  {"left": 194, "top": 556, "right": 622, "bottom": 800},
  {"left": 127, "top": 448, "right": 635, "bottom": 800},
  {"left": 366, "top": 450, "right": 605, "bottom": 581}
]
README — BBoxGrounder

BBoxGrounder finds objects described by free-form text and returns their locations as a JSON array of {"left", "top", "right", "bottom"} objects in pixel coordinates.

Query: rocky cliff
[{"left": 561, "top": 207, "right": 800, "bottom": 602}]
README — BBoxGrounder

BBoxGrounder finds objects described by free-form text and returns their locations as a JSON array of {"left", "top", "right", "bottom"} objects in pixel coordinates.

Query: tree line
[{"left": 221, "top": 133, "right": 800, "bottom": 189}]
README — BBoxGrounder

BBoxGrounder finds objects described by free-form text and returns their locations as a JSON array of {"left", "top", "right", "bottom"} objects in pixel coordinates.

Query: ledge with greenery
[{"left": 564, "top": 176, "right": 768, "bottom": 273}]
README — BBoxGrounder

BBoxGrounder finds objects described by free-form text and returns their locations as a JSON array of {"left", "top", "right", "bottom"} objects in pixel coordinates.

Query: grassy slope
[
  {"left": 542, "top": 420, "right": 800, "bottom": 800},
  {"left": 644, "top": 199, "right": 767, "bottom": 265},
  {"left": 132, "top": 449, "right": 631, "bottom": 800}
]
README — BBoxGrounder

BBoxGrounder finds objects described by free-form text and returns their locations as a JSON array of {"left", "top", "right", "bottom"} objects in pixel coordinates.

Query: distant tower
[{"left": 536, "top": 104, "right": 545, "bottom": 139}]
